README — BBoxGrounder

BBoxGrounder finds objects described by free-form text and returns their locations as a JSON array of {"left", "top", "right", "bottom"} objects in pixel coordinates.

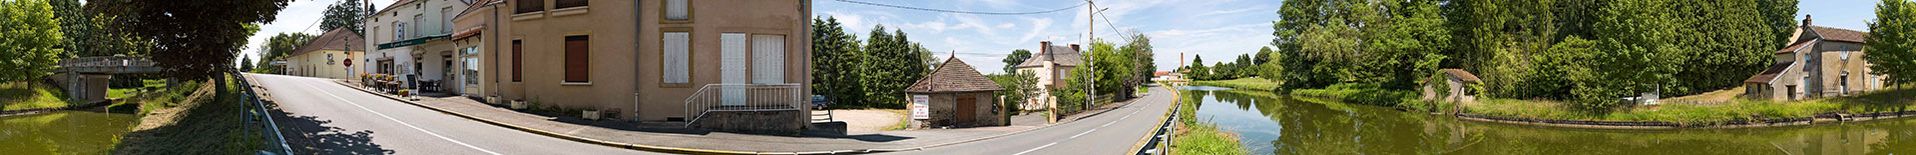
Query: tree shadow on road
[{"left": 271, "top": 102, "right": 393, "bottom": 154}]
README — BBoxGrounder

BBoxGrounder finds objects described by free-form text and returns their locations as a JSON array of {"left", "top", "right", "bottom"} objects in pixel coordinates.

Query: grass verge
[
  {"left": 1, "top": 82, "right": 70, "bottom": 111},
  {"left": 112, "top": 76, "right": 264, "bottom": 154},
  {"left": 882, "top": 109, "right": 911, "bottom": 131},
  {"left": 1191, "top": 77, "right": 1280, "bottom": 91},
  {"left": 1465, "top": 85, "right": 1916, "bottom": 125},
  {"left": 1170, "top": 86, "right": 1249, "bottom": 155}
]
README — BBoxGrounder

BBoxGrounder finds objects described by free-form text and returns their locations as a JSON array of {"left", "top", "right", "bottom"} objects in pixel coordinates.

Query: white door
[{"left": 720, "top": 33, "right": 748, "bottom": 106}]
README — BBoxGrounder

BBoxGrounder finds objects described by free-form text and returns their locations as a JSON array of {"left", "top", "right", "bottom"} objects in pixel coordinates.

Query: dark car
[{"left": 810, "top": 95, "right": 831, "bottom": 110}]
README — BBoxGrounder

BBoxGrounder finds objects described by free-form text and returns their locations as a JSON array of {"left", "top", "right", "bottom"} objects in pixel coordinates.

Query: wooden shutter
[
  {"left": 512, "top": 40, "right": 523, "bottom": 82},
  {"left": 720, "top": 33, "right": 747, "bottom": 105},
  {"left": 663, "top": 32, "right": 690, "bottom": 84},
  {"left": 565, "top": 36, "right": 590, "bottom": 83}
]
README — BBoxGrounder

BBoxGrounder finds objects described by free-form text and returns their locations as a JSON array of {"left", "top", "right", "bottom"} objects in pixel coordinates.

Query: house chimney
[
  {"left": 1804, "top": 14, "right": 1813, "bottom": 27},
  {"left": 1041, "top": 41, "right": 1052, "bottom": 54},
  {"left": 1069, "top": 44, "right": 1081, "bottom": 52}
]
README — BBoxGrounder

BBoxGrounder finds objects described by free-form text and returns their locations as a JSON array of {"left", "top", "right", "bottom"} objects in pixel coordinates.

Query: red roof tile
[
  {"left": 1744, "top": 63, "right": 1794, "bottom": 84},
  {"left": 289, "top": 28, "right": 366, "bottom": 56},
  {"left": 1775, "top": 40, "right": 1813, "bottom": 54},
  {"left": 1440, "top": 69, "right": 1481, "bottom": 83},
  {"left": 1810, "top": 26, "right": 1868, "bottom": 43}
]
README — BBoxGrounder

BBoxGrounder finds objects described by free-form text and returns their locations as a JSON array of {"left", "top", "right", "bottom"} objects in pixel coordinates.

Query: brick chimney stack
[
  {"left": 1804, "top": 14, "right": 1813, "bottom": 27},
  {"left": 1069, "top": 44, "right": 1081, "bottom": 52},
  {"left": 1041, "top": 41, "right": 1052, "bottom": 54}
]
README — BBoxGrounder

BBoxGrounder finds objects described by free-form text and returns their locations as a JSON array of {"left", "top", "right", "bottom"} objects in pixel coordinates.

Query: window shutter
[
  {"left": 565, "top": 36, "right": 590, "bottom": 83},
  {"left": 663, "top": 32, "right": 690, "bottom": 84},
  {"left": 512, "top": 40, "right": 523, "bottom": 82},
  {"left": 720, "top": 33, "right": 748, "bottom": 106},
  {"left": 666, "top": 0, "right": 689, "bottom": 20},
  {"left": 752, "top": 35, "right": 784, "bottom": 84}
]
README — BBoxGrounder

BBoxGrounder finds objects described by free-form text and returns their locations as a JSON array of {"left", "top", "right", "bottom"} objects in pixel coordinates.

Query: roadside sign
[{"left": 911, "top": 95, "right": 930, "bottom": 119}]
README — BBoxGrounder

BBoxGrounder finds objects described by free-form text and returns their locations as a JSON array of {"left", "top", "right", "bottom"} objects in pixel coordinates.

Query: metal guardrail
[
  {"left": 683, "top": 83, "right": 805, "bottom": 127},
  {"left": 231, "top": 70, "right": 294, "bottom": 155},
  {"left": 1137, "top": 83, "right": 1180, "bottom": 155},
  {"left": 58, "top": 56, "right": 155, "bottom": 68}
]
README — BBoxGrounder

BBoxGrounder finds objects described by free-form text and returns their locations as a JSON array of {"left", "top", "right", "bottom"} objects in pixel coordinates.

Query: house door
[
  {"left": 956, "top": 95, "right": 976, "bottom": 124},
  {"left": 719, "top": 33, "right": 748, "bottom": 106}
]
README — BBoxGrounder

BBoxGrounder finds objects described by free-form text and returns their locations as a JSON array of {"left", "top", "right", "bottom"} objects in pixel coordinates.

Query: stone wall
[{"left": 694, "top": 109, "right": 803, "bottom": 135}]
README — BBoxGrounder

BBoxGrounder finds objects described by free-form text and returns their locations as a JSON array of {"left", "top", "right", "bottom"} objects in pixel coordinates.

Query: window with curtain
[
  {"left": 556, "top": 0, "right": 587, "bottom": 9},
  {"left": 751, "top": 34, "right": 784, "bottom": 84},
  {"left": 515, "top": 0, "right": 543, "bottom": 14},
  {"left": 564, "top": 35, "right": 590, "bottom": 83},
  {"left": 665, "top": 0, "right": 688, "bottom": 20},
  {"left": 663, "top": 32, "right": 690, "bottom": 84}
]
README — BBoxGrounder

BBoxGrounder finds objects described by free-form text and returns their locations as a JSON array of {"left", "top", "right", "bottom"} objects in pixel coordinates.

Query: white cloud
[{"left": 1016, "top": 17, "right": 1054, "bottom": 44}]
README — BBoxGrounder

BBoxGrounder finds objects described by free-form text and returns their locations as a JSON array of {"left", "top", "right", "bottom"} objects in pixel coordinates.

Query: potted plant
[
  {"left": 486, "top": 95, "right": 500, "bottom": 105},
  {"left": 398, "top": 89, "right": 412, "bottom": 99}
]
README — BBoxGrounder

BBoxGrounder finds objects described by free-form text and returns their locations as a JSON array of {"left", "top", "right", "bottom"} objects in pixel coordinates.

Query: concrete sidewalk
[{"left": 327, "top": 80, "right": 1133, "bottom": 154}]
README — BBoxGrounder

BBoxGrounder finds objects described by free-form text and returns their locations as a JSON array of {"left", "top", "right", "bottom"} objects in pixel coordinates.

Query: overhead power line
[{"left": 831, "top": 0, "right": 1086, "bottom": 15}]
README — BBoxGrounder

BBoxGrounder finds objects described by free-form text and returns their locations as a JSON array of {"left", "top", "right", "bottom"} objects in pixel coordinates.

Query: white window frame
[{"left": 665, "top": 0, "right": 689, "bottom": 20}]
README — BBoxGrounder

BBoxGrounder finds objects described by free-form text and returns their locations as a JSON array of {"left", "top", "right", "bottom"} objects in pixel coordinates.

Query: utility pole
[{"left": 1084, "top": 0, "right": 1097, "bottom": 112}]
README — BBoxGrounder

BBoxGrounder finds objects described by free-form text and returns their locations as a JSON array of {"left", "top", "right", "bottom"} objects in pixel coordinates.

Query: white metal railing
[
  {"left": 59, "top": 56, "right": 154, "bottom": 68},
  {"left": 683, "top": 83, "right": 805, "bottom": 126}
]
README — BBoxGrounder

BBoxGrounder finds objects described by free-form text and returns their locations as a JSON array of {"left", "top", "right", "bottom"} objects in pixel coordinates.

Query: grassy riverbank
[
  {"left": 1, "top": 82, "right": 70, "bottom": 111},
  {"left": 113, "top": 77, "right": 263, "bottom": 154},
  {"left": 1191, "top": 78, "right": 1280, "bottom": 91},
  {"left": 1463, "top": 86, "right": 1916, "bottom": 125},
  {"left": 1170, "top": 86, "right": 1249, "bottom": 155}
]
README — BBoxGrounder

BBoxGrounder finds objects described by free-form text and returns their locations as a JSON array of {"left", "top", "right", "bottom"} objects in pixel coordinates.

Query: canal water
[
  {"left": 1179, "top": 86, "right": 1916, "bottom": 154},
  {"left": 0, "top": 111, "right": 139, "bottom": 154}
]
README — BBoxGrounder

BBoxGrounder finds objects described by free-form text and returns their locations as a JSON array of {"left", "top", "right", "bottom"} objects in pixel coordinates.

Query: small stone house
[
  {"left": 1744, "top": 15, "right": 1890, "bottom": 101},
  {"left": 1422, "top": 69, "right": 1482, "bottom": 103},
  {"left": 906, "top": 56, "right": 1006, "bottom": 128}
]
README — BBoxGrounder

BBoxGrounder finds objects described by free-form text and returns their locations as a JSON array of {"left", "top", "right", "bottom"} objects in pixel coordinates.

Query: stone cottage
[
  {"left": 1744, "top": 15, "right": 1890, "bottom": 101},
  {"left": 1422, "top": 69, "right": 1481, "bottom": 104},
  {"left": 906, "top": 56, "right": 1006, "bottom": 128}
]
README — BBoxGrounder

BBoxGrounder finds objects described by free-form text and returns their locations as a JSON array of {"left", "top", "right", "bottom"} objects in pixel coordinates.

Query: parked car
[{"left": 811, "top": 95, "right": 831, "bottom": 110}]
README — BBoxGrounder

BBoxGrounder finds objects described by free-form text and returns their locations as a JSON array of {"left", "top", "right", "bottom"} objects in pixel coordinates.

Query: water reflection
[
  {"left": 0, "top": 111, "right": 139, "bottom": 154},
  {"left": 1179, "top": 86, "right": 1916, "bottom": 154}
]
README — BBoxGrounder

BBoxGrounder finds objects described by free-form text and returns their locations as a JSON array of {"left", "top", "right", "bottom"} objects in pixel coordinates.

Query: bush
[{"left": 1289, "top": 84, "right": 1416, "bottom": 107}]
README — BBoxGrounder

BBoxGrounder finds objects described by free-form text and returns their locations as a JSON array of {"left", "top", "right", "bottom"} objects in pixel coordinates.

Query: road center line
[
  {"left": 300, "top": 83, "right": 503, "bottom": 155},
  {"left": 1070, "top": 129, "right": 1098, "bottom": 139},
  {"left": 1014, "top": 142, "right": 1059, "bottom": 155}
]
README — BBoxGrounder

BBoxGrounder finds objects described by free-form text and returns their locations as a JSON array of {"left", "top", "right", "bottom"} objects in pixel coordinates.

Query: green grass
[
  {"left": 1, "top": 82, "right": 71, "bottom": 111},
  {"left": 1464, "top": 86, "right": 1916, "bottom": 125},
  {"left": 113, "top": 76, "right": 265, "bottom": 154},
  {"left": 1170, "top": 85, "right": 1249, "bottom": 155},
  {"left": 1288, "top": 84, "right": 1419, "bottom": 109},
  {"left": 1192, "top": 77, "right": 1280, "bottom": 91}
]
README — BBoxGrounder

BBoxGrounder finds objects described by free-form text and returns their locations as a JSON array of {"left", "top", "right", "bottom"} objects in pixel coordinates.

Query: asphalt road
[
  {"left": 249, "top": 74, "right": 657, "bottom": 155},
  {"left": 892, "top": 86, "right": 1177, "bottom": 155}
]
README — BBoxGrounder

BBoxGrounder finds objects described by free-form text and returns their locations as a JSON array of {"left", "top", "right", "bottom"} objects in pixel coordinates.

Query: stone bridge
[{"left": 53, "top": 56, "right": 163, "bottom": 104}]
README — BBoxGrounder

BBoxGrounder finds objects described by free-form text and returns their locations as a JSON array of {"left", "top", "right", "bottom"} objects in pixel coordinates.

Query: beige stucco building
[
  {"left": 1744, "top": 15, "right": 1890, "bottom": 101},
  {"left": 284, "top": 28, "right": 366, "bottom": 80},
  {"left": 452, "top": 0, "right": 812, "bottom": 130},
  {"left": 1011, "top": 41, "right": 1081, "bottom": 111},
  {"left": 365, "top": 0, "right": 473, "bottom": 94}
]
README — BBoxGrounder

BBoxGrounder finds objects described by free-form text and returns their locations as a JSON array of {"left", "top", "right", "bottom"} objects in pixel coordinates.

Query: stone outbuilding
[
  {"left": 1743, "top": 15, "right": 1890, "bottom": 101},
  {"left": 1421, "top": 69, "right": 1482, "bottom": 103},
  {"left": 905, "top": 56, "right": 1006, "bottom": 128}
]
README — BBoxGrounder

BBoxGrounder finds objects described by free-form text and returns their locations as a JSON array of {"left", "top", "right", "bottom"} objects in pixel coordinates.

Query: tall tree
[
  {"left": 1757, "top": 0, "right": 1800, "bottom": 46},
  {"left": 811, "top": 16, "right": 868, "bottom": 108},
  {"left": 0, "top": 0, "right": 65, "bottom": 82},
  {"left": 860, "top": 25, "right": 931, "bottom": 108},
  {"left": 1003, "top": 49, "right": 1032, "bottom": 73},
  {"left": 1868, "top": 0, "right": 1916, "bottom": 85},
  {"left": 321, "top": 0, "right": 371, "bottom": 35},
  {"left": 256, "top": 33, "right": 316, "bottom": 74},
  {"left": 97, "top": 0, "right": 292, "bottom": 80},
  {"left": 239, "top": 56, "right": 254, "bottom": 72},
  {"left": 1122, "top": 33, "right": 1155, "bottom": 94}
]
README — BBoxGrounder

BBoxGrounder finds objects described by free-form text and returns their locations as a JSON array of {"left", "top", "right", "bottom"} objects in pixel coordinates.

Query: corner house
[
  {"left": 364, "top": 0, "right": 473, "bottom": 95},
  {"left": 460, "top": 0, "right": 813, "bottom": 132},
  {"left": 284, "top": 28, "right": 366, "bottom": 80}
]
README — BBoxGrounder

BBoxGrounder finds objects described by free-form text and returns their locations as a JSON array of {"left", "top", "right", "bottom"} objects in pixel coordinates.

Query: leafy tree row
[
  {"left": 1183, "top": 47, "right": 1277, "bottom": 81},
  {"left": 1054, "top": 33, "right": 1158, "bottom": 111},
  {"left": 811, "top": 17, "right": 936, "bottom": 109},
  {"left": 1271, "top": 0, "right": 1804, "bottom": 112}
]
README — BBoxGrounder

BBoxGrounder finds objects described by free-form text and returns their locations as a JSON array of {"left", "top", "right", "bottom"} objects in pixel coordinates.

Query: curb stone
[{"left": 327, "top": 80, "right": 1095, "bottom": 154}]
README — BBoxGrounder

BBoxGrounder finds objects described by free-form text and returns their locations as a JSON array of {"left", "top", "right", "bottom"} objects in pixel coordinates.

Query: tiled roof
[
  {"left": 452, "top": 26, "right": 484, "bottom": 40},
  {"left": 1775, "top": 40, "right": 1814, "bottom": 54},
  {"left": 1810, "top": 26, "right": 1868, "bottom": 43},
  {"left": 906, "top": 57, "right": 1004, "bottom": 93},
  {"left": 1744, "top": 62, "right": 1795, "bottom": 84},
  {"left": 289, "top": 28, "right": 367, "bottom": 56},
  {"left": 1440, "top": 69, "right": 1481, "bottom": 83},
  {"left": 1014, "top": 45, "right": 1083, "bottom": 68}
]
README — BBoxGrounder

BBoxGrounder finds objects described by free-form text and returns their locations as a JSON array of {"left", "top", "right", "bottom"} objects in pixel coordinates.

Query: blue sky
[{"left": 238, "top": 0, "right": 1886, "bottom": 73}]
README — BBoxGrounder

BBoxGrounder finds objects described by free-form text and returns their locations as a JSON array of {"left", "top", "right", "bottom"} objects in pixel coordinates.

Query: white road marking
[
  {"left": 1014, "top": 142, "right": 1059, "bottom": 155},
  {"left": 1070, "top": 129, "right": 1098, "bottom": 139},
  {"left": 300, "top": 82, "right": 504, "bottom": 155}
]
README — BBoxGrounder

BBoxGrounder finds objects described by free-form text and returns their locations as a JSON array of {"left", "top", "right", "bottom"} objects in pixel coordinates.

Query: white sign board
[{"left": 911, "top": 95, "right": 930, "bottom": 119}]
